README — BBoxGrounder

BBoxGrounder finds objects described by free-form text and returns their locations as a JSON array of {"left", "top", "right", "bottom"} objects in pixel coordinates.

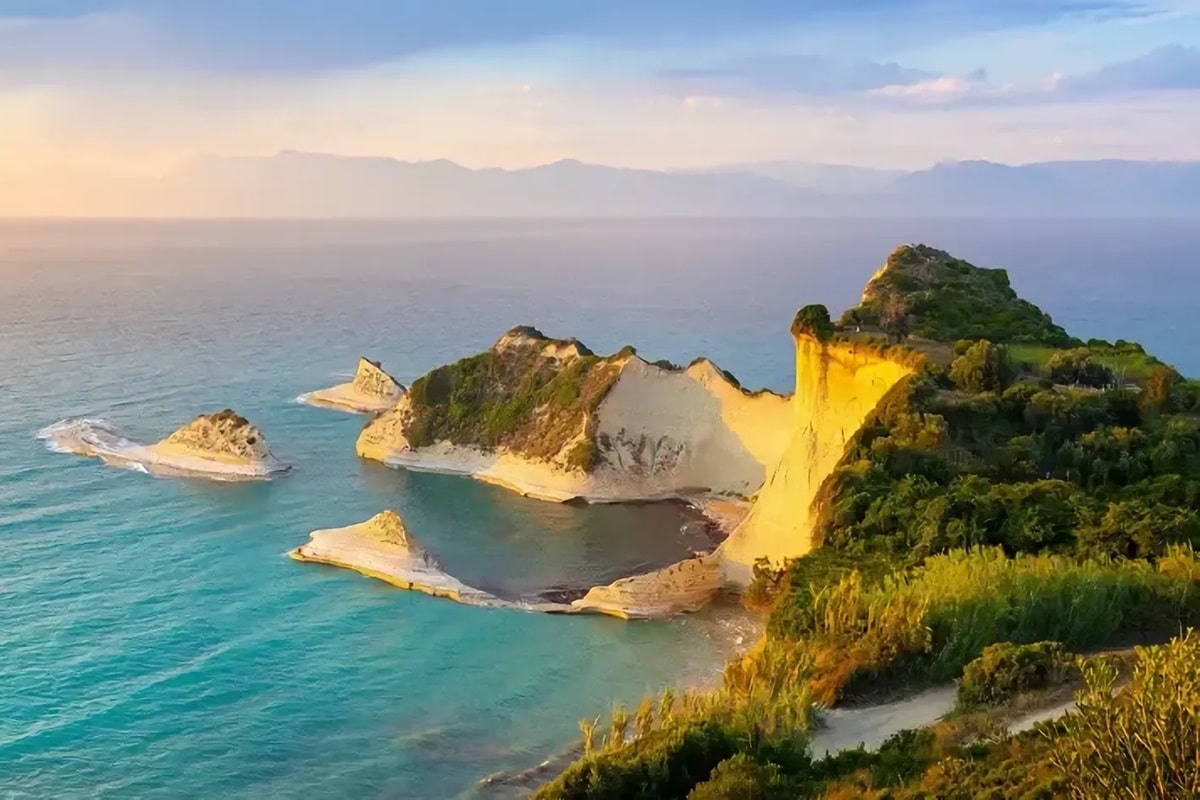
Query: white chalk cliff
[
  {"left": 298, "top": 357, "right": 404, "bottom": 414},
  {"left": 351, "top": 315, "right": 919, "bottom": 611},
  {"left": 357, "top": 328, "right": 793, "bottom": 503},
  {"left": 40, "top": 409, "right": 290, "bottom": 480},
  {"left": 718, "top": 333, "right": 915, "bottom": 582}
]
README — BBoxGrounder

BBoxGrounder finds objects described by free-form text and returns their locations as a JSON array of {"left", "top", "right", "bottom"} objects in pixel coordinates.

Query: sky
[{"left": 1, "top": 0, "right": 1199, "bottom": 198}]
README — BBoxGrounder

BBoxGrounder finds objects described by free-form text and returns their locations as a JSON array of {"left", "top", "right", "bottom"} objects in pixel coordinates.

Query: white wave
[{"left": 37, "top": 417, "right": 290, "bottom": 482}]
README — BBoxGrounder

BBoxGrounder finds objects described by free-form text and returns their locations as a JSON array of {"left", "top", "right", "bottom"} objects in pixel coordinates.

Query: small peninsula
[
  {"left": 298, "top": 357, "right": 405, "bottom": 413},
  {"left": 40, "top": 409, "right": 290, "bottom": 480}
]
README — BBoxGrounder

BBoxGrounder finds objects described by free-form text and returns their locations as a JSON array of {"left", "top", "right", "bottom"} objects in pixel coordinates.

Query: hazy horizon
[{"left": 3, "top": 2, "right": 1200, "bottom": 216}]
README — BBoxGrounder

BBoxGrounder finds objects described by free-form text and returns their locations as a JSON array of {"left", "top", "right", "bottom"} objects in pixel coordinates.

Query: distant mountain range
[{"left": 9, "top": 152, "right": 1200, "bottom": 217}]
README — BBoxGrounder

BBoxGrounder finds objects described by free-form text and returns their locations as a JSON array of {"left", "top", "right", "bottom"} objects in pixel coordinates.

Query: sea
[{"left": 2, "top": 218, "right": 1198, "bottom": 799}]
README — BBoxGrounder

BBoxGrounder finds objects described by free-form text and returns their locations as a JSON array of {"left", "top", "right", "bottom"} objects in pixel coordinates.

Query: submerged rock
[
  {"left": 39, "top": 409, "right": 289, "bottom": 480},
  {"left": 298, "top": 357, "right": 405, "bottom": 413}
]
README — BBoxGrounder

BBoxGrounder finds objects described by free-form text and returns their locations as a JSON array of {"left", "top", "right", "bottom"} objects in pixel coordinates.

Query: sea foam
[{"left": 37, "top": 417, "right": 290, "bottom": 481}]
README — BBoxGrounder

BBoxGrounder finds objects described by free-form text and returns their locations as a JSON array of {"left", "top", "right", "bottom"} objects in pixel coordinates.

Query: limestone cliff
[
  {"left": 289, "top": 510, "right": 504, "bottom": 605},
  {"left": 718, "top": 315, "right": 917, "bottom": 581},
  {"left": 299, "top": 357, "right": 404, "bottom": 413},
  {"left": 39, "top": 409, "right": 289, "bottom": 480},
  {"left": 357, "top": 327, "right": 792, "bottom": 502}
]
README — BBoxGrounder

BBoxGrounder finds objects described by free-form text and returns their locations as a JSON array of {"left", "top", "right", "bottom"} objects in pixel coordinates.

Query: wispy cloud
[
  {"left": 1061, "top": 43, "right": 1200, "bottom": 91},
  {"left": 0, "top": 0, "right": 1172, "bottom": 72},
  {"left": 656, "top": 57, "right": 935, "bottom": 97}
]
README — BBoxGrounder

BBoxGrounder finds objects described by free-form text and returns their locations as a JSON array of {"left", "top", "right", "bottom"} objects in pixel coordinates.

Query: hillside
[
  {"left": 534, "top": 244, "right": 1200, "bottom": 799},
  {"left": 840, "top": 244, "right": 1071, "bottom": 344}
]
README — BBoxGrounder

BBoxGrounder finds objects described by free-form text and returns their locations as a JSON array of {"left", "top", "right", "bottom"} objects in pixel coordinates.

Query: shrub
[
  {"left": 1053, "top": 630, "right": 1200, "bottom": 799},
  {"left": 957, "top": 641, "right": 1072, "bottom": 709},
  {"left": 792, "top": 304, "right": 834, "bottom": 342},
  {"left": 685, "top": 755, "right": 793, "bottom": 800},
  {"left": 1041, "top": 349, "right": 1114, "bottom": 388},
  {"left": 1142, "top": 363, "right": 1182, "bottom": 413}
]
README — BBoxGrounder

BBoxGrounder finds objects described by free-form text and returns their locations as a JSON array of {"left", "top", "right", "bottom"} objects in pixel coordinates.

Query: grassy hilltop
[{"left": 535, "top": 244, "right": 1200, "bottom": 800}]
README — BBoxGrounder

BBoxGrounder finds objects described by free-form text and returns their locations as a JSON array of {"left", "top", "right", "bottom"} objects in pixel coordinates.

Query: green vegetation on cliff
[
  {"left": 402, "top": 327, "right": 621, "bottom": 469},
  {"left": 537, "top": 243, "right": 1200, "bottom": 799},
  {"left": 840, "top": 244, "right": 1071, "bottom": 344}
]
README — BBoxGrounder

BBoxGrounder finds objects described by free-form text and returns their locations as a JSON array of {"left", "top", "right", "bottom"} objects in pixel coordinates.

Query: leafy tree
[
  {"left": 1042, "top": 349, "right": 1114, "bottom": 388},
  {"left": 791, "top": 304, "right": 834, "bottom": 342},
  {"left": 1142, "top": 363, "right": 1182, "bottom": 414},
  {"left": 949, "top": 340, "right": 1015, "bottom": 394}
]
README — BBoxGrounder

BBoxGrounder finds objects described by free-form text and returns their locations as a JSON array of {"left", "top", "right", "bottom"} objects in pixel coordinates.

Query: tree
[
  {"left": 791, "top": 304, "right": 834, "bottom": 342},
  {"left": 1142, "top": 364, "right": 1182, "bottom": 414},
  {"left": 949, "top": 340, "right": 1015, "bottom": 394},
  {"left": 1042, "top": 348, "right": 1113, "bottom": 389},
  {"left": 880, "top": 295, "right": 911, "bottom": 342}
]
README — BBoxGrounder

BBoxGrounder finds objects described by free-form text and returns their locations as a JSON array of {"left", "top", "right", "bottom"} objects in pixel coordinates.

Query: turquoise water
[{"left": 3, "top": 219, "right": 1199, "bottom": 799}]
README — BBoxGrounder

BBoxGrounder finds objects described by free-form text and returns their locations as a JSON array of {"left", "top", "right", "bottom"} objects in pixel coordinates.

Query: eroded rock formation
[
  {"left": 39, "top": 409, "right": 289, "bottom": 480},
  {"left": 718, "top": 332, "right": 916, "bottom": 581},
  {"left": 289, "top": 510, "right": 504, "bottom": 605},
  {"left": 299, "top": 357, "right": 405, "bottom": 413},
  {"left": 357, "top": 328, "right": 792, "bottom": 503}
]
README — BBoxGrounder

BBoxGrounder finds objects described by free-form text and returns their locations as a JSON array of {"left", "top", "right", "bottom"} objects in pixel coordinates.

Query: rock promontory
[
  {"left": 39, "top": 409, "right": 290, "bottom": 480},
  {"left": 356, "top": 327, "right": 792, "bottom": 502},
  {"left": 298, "top": 357, "right": 405, "bottom": 413},
  {"left": 289, "top": 510, "right": 504, "bottom": 605}
]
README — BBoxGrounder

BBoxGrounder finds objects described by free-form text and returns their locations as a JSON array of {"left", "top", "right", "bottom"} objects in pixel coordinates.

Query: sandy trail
[{"left": 808, "top": 687, "right": 958, "bottom": 756}]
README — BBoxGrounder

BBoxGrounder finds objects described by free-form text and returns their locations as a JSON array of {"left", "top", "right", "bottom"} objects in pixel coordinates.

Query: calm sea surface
[{"left": 2, "top": 218, "right": 1198, "bottom": 799}]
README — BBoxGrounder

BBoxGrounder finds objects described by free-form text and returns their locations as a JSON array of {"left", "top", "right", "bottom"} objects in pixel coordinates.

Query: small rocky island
[
  {"left": 298, "top": 357, "right": 404, "bottom": 413},
  {"left": 40, "top": 408, "right": 290, "bottom": 480}
]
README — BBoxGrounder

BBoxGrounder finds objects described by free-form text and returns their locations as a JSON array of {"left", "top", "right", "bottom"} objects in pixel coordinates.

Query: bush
[
  {"left": 792, "top": 304, "right": 834, "bottom": 342},
  {"left": 1142, "top": 364, "right": 1182, "bottom": 413},
  {"left": 1053, "top": 630, "right": 1200, "bottom": 798},
  {"left": 1041, "top": 349, "right": 1114, "bottom": 388},
  {"left": 535, "top": 721, "right": 741, "bottom": 800},
  {"left": 949, "top": 340, "right": 1015, "bottom": 394},
  {"left": 686, "top": 755, "right": 793, "bottom": 800},
  {"left": 957, "top": 641, "right": 1072, "bottom": 709}
]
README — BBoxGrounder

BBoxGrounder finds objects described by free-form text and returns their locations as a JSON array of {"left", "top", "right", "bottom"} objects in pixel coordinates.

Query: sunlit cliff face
[{"left": 719, "top": 334, "right": 915, "bottom": 581}]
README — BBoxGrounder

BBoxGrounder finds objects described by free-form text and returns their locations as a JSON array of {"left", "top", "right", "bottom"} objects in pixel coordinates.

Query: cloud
[
  {"left": 656, "top": 56, "right": 936, "bottom": 97},
  {"left": 1061, "top": 44, "right": 1200, "bottom": 92},
  {"left": 0, "top": 0, "right": 1167, "bottom": 72}
]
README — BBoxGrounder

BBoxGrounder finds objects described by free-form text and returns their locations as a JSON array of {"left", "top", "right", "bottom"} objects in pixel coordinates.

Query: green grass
[{"left": 1007, "top": 343, "right": 1162, "bottom": 382}]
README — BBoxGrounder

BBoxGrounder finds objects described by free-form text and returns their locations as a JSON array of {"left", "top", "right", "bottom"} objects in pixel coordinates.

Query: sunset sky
[{"left": 2, "top": 0, "right": 1199, "bottom": 187}]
